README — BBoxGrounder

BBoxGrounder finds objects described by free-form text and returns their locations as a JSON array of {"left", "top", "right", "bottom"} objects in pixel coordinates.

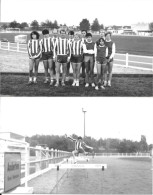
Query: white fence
[
  {"left": 0, "top": 41, "right": 153, "bottom": 72},
  {"left": 0, "top": 136, "right": 71, "bottom": 193}
]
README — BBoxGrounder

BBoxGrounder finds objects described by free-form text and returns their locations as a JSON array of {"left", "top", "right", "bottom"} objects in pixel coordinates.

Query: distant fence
[
  {"left": 95, "top": 152, "right": 151, "bottom": 157},
  {"left": 0, "top": 41, "right": 153, "bottom": 72},
  {"left": 0, "top": 135, "right": 71, "bottom": 193}
]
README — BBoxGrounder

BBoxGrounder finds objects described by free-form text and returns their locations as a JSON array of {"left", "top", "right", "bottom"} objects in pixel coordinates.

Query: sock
[
  {"left": 33, "top": 77, "right": 36, "bottom": 82},
  {"left": 29, "top": 77, "right": 32, "bottom": 82}
]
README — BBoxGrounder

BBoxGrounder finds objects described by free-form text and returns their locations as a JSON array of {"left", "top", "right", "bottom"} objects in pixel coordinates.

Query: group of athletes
[{"left": 27, "top": 28, "right": 115, "bottom": 90}]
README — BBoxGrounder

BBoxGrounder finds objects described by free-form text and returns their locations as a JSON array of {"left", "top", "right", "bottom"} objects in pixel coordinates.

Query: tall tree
[
  {"left": 91, "top": 18, "right": 100, "bottom": 31},
  {"left": 30, "top": 20, "right": 39, "bottom": 30},
  {"left": 9, "top": 20, "right": 20, "bottom": 28},
  {"left": 19, "top": 22, "right": 29, "bottom": 29},
  {"left": 139, "top": 135, "right": 148, "bottom": 152},
  {"left": 79, "top": 18, "right": 90, "bottom": 31}
]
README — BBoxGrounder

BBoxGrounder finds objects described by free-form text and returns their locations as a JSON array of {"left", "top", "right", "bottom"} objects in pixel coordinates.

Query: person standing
[
  {"left": 41, "top": 29, "right": 54, "bottom": 85},
  {"left": 27, "top": 31, "right": 42, "bottom": 84},
  {"left": 104, "top": 32, "right": 116, "bottom": 87},
  {"left": 53, "top": 29, "right": 71, "bottom": 86}
]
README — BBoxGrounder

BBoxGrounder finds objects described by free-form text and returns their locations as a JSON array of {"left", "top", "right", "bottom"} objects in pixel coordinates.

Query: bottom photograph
[{"left": 0, "top": 97, "right": 152, "bottom": 194}]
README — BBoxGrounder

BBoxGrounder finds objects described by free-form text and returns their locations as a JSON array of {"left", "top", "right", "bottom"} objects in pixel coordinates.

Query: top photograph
[{"left": 0, "top": 0, "right": 153, "bottom": 97}]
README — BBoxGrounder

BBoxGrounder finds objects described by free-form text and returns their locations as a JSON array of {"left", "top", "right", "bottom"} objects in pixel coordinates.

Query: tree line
[
  {"left": 25, "top": 134, "right": 151, "bottom": 153},
  {"left": 1, "top": 18, "right": 104, "bottom": 31}
]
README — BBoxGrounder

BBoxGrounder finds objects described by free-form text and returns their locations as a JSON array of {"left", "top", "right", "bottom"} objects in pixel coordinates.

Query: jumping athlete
[{"left": 65, "top": 134, "right": 93, "bottom": 163}]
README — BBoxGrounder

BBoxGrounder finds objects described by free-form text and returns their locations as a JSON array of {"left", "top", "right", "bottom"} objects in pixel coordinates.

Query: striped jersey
[
  {"left": 71, "top": 40, "right": 83, "bottom": 55},
  {"left": 54, "top": 37, "right": 70, "bottom": 55},
  {"left": 27, "top": 39, "right": 42, "bottom": 58},
  {"left": 51, "top": 37, "right": 58, "bottom": 48},
  {"left": 40, "top": 37, "right": 53, "bottom": 53},
  {"left": 67, "top": 136, "right": 88, "bottom": 150}
]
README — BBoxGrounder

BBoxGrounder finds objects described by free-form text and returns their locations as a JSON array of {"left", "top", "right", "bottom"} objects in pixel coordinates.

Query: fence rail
[
  {"left": 0, "top": 41, "right": 153, "bottom": 71},
  {"left": 0, "top": 137, "right": 71, "bottom": 192},
  {"left": 95, "top": 152, "right": 151, "bottom": 157}
]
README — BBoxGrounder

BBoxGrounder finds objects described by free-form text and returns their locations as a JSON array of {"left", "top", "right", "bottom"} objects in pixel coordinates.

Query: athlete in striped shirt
[
  {"left": 104, "top": 32, "right": 116, "bottom": 87},
  {"left": 65, "top": 134, "right": 93, "bottom": 163},
  {"left": 95, "top": 38, "right": 108, "bottom": 90},
  {"left": 66, "top": 30, "right": 74, "bottom": 81},
  {"left": 27, "top": 31, "right": 42, "bottom": 84},
  {"left": 70, "top": 33, "right": 84, "bottom": 86},
  {"left": 51, "top": 28, "right": 58, "bottom": 76},
  {"left": 41, "top": 29, "right": 54, "bottom": 85},
  {"left": 53, "top": 29, "right": 71, "bottom": 86}
]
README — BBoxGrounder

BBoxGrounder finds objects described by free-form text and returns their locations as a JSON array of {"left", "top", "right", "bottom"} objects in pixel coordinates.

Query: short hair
[
  {"left": 68, "top": 30, "right": 74, "bottom": 35},
  {"left": 60, "top": 29, "right": 66, "bottom": 34},
  {"left": 105, "top": 31, "right": 112, "bottom": 37},
  {"left": 42, "top": 29, "right": 49, "bottom": 35},
  {"left": 30, "top": 31, "right": 40, "bottom": 39},
  {"left": 81, "top": 30, "right": 87, "bottom": 34},
  {"left": 74, "top": 33, "right": 80, "bottom": 38},
  {"left": 86, "top": 32, "right": 92, "bottom": 38},
  {"left": 77, "top": 136, "right": 82, "bottom": 140}
]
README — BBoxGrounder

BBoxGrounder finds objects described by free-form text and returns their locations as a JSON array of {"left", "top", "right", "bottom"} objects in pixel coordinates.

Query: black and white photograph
[
  {"left": 0, "top": 0, "right": 153, "bottom": 194},
  {"left": 0, "top": 0, "right": 152, "bottom": 96}
]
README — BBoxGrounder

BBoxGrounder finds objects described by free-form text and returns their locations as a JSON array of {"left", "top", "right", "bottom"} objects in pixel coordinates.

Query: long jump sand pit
[{"left": 51, "top": 157, "right": 152, "bottom": 194}]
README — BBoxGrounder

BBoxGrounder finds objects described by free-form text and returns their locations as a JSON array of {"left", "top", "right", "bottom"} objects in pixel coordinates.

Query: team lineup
[{"left": 27, "top": 29, "right": 116, "bottom": 90}]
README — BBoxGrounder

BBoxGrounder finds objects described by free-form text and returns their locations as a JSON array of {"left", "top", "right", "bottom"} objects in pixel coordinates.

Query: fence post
[
  {"left": 126, "top": 53, "right": 128, "bottom": 68},
  {"left": 25, "top": 143, "right": 30, "bottom": 188},
  {"left": 17, "top": 43, "right": 19, "bottom": 52},
  {"left": 8, "top": 42, "right": 10, "bottom": 51},
  {"left": 35, "top": 146, "right": 41, "bottom": 173}
]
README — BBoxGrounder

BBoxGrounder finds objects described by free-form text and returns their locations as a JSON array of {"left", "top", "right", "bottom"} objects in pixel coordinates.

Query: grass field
[
  {"left": 1, "top": 73, "right": 153, "bottom": 96},
  {"left": 28, "top": 156, "right": 152, "bottom": 194},
  {"left": 0, "top": 32, "right": 153, "bottom": 56}
]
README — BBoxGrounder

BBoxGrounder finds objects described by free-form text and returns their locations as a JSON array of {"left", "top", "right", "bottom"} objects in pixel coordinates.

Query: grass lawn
[{"left": 1, "top": 73, "right": 153, "bottom": 96}]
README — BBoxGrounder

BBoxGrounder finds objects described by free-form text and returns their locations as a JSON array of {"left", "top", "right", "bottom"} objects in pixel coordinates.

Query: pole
[{"left": 82, "top": 108, "right": 87, "bottom": 139}]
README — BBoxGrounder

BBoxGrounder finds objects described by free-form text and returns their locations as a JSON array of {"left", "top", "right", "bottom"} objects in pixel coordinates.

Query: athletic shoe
[
  {"left": 101, "top": 85, "right": 105, "bottom": 89},
  {"left": 55, "top": 83, "right": 59, "bottom": 87},
  {"left": 72, "top": 81, "right": 76, "bottom": 86},
  {"left": 95, "top": 86, "right": 99, "bottom": 90},
  {"left": 33, "top": 80, "right": 37, "bottom": 84},
  {"left": 76, "top": 81, "right": 79, "bottom": 87},
  {"left": 27, "top": 81, "right": 33, "bottom": 85},
  {"left": 103, "top": 81, "right": 107, "bottom": 87},
  {"left": 50, "top": 80, "right": 54, "bottom": 86},
  {"left": 108, "top": 81, "right": 111, "bottom": 87},
  {"left": 44, "top": 79, "right": 49, "bottom": 84},
  {"left": 61, "top": 82, "right": 65, "bottom": 86},
  {"left": 85, "top": 83, "right": 89, "bottom": 87},
  {"left": 91, "top": 83, "right": 95, "bottom": 87}
]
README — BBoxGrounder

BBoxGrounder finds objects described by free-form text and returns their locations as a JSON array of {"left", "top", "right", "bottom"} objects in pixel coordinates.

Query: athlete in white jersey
[{"left": 65, "top": 134, "right": 93, "bottom": 163}]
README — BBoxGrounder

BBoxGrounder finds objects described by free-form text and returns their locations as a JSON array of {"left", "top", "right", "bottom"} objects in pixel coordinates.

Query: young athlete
[
  {"left": 83, "top": 33, "right": 96, "bottom": 87},
  {"left": 65, "top": 134, "right": 93, "bottom": 163},
  {"left": 95, "top": 38, "right": 108, "bottom": 90},
  {"left": 51, "top": 29, "right": 58, "bottom": 77},
  {"left": 41, "top": 29, "right": 54, "bottom": 85},
  {"left": 104, "top": 32, "right": 116, "bottom": 87},
  {"left": 66, "top": 30, "right": 74, "bottom": 81},
  {"left": 96, "top": 29, "right": 105, "bottom": 46},
  {"left": 27, "top": 31, "right": 42, "bottom": 84},
  {"left": 80, "top": 30, "right": 87, "bottom": 79},
  {"left": 70, "top": 33, "right": 84, "bottom": 86},
  {"left": 53, "top": 29, "right": 71, "bottom": 86}
]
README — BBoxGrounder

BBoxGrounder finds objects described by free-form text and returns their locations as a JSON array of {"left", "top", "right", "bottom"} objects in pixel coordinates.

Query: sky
[
  {"left": 1, "top": 0, "right": 153, "bottom": 26},
  {"left": 0, "top": 97, "right": 153, "bottom": 144}
]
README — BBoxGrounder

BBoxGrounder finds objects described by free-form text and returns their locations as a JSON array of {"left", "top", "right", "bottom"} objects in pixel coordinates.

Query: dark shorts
[
  {"left": 42, "top": 52, "right": 53, "bottom": 60},
  {"left": 96, "top": 57, "right": 107, "bottom": 65},
  {"left": 106, "top": 57, "right": 114, "bottom": 62},
  {"left": 76, "top": 148, "right": 84, "bottom": 154},
  {"left": 57, "top": 55, "right": 68, "bottom": 63},
  {"left": 71, "top": 55, "right": 83, "bottom": 63}
]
